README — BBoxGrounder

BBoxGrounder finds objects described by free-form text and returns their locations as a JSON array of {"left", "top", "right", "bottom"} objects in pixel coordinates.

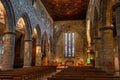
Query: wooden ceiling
[{"left": 41, "top": 0, "right": 89, "bottom": 21}]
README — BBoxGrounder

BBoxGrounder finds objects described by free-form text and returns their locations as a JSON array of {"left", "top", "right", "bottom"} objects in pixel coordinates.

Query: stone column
[
  {"left": 35, "top": 44, "right": 41, "bottom": 66},
  {"left": 45, "top": 45, "right": 49, "bottom": 65},
  {"left": 90, "top": 42, "right": 95, "bottom": 66},
  {"left": 113, "top": 1, "right": 120, "bottom": 76},
  {"left": 94, "top": 37, "right": 101, "bottom": 68},
  {"left": 2, "top": 32, "right": 15, "bottom": 70},
  {"left": 100, "top": 26, "right": 114, "bottom": 73},
  {"left": 48, "top": 41, "right": 51, "bottom": 62},
  {"left": 23, "top": 40, "right": 32, "bottom": 67}
]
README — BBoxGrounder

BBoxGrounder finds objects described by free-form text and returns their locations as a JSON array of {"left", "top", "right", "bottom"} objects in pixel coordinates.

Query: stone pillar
[
  {"left": 90, "top": 42, "right": 95, "bottom": 66},
  {"left": 2, "top": 32, "right": 15, "bottom": 70},
  {"left": 45, "top": 43, "right": 49, "bottom": 65},
  {"left": 100, "top": 26, "right": 114, "bottom": 73},
  {"left": 48, "top": 41, "right": 51, "bottom": 62},
  {"left": 23, "top": 40, "right": 32, "bottom": 67},
  {"left": 113, "top": 1, "right": 120, "bottom": 76},
  {"left": 35, "top": 44, "right": 41, "bottom": 66},
  {"left": 94, "top": 37, "right": 101, "bottom": 68}
]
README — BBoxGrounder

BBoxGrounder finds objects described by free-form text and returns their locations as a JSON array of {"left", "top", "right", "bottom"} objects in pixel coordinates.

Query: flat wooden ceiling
[{"left": 41, "top": 0, "right": 89, "bottom": 21}]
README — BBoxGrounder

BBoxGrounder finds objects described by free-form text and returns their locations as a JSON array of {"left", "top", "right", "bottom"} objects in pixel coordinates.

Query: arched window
[{"left": 64, "top": 32, "right": 75, "bottom": 57}]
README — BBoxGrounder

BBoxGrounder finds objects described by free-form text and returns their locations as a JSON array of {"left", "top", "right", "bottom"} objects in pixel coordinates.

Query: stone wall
[
  {"left": 10, "top": 0, "right": 53, "bottom": 38},
  {"left": 54, "top": 20, "right": 87, "bottom": 64}
]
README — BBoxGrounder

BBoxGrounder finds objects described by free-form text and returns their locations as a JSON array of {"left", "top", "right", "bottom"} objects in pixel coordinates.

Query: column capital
[
  {"left": 4, "top": 32, "right": 16, "bottom": 35},
  {"left": 113, "top": 1, "right": 120, "bottom": 11},
  {"left": 100, "top": 26, "right": 114, "bottom": 31}
]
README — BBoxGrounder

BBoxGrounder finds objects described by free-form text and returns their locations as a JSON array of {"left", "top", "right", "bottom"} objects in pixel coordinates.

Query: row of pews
[
  {"left": 0, "top": 66, "right": 56, "bottom": 80},
  {"left": 48, "top": 66, "right": 119, "bottom": 80}
]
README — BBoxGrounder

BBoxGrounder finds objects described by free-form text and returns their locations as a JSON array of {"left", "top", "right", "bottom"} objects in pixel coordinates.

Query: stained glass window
[
  {"left": 64, "top": 32, "right": 74, "bottom": 57},
  {"left": 68, "top": 33, "right": 71, "bottom": 57},
  {"left": 64, "top": 33, "right": 67, "bottom": 57},
  {"left": 71, "top": 33, "right": 74, "bottom": 57}
]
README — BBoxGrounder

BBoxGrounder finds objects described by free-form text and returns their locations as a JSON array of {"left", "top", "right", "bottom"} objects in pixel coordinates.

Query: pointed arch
[
  {"left": 35, "top": 24, "right": 41, "bottom": 44},
  {"left": 41, "top": 31, "right": 48, "bottom": 55},
  {"left": 20, "top": 13, "right": 32, "bottom": 40},
  {"left": 42, "top": 31, "right": 48, "bottom": 41},
  {"left": 41, "top": 31, "right": 49, "bottom": 66},
  {"left": 1, "top": 0, "right": 15, "bottom": 32},
  {"left": 31, "top": 24, "right": 41, "bottom": 66},
  {"left": 14, "top": 13, "right": 32, "bottom": 68}
]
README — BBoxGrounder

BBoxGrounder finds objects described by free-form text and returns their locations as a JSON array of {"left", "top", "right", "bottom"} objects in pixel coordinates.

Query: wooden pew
[
  {"left": 0, "top": 66, "right": 56, "bottom": 80},
  {"left": 48, "top": 77, "right": 118, "bottom": 80},
  {"left": 47, "top": 66, "right": 118, "bottom": 80}
]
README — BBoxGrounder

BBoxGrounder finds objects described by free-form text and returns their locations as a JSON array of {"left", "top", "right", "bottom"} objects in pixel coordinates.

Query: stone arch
[
  {"left": 20, "top": 13, "right": 32, "bottom": 40},
  {"left": 31, "top": 24, "right": 41, "bottom": 66},
  {"left": 1, "top": 0, "right": 15, "bottom": 32},
  {"left": 41, "top": 31, "right": 49, "bottom": 66},
  {"left": 34, "top": 24, "right": 41, "bottom": 44},
  {"left": 32, "top": 24, "right": 41, "bottom": 46},
  {"left": 14, "top": 13, "right": 32, "bottom": 68},
  {"left": 42, "top": 31, "right": 49, "bottom": 54}
]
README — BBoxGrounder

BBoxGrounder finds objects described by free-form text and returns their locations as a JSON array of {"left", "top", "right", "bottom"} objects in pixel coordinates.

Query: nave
[
  {"left": 0, "top": 0, "right": 120, "bottom": 80},
  {"left": 0, "top": 66, "right": 56, "bottom": 80}
]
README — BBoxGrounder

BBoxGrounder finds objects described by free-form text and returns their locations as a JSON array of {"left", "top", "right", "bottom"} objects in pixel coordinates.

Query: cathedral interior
[{"left": 0, "top": 0, "right": 120, "bottom": 80}]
